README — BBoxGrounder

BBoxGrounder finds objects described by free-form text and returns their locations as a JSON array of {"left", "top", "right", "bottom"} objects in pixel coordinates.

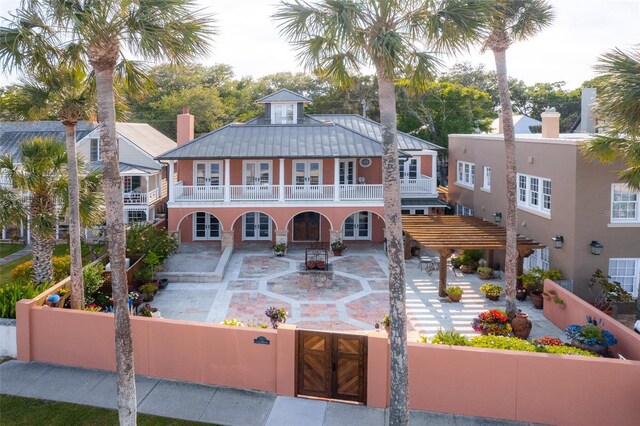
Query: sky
[{"left": 1, "top": 0, "right": 639, "bottom": 89}]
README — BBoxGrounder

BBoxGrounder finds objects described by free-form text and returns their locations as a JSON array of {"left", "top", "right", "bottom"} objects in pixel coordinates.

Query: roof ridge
[{"left": 156, "top": 122, "right": 234, "bottom": 158}]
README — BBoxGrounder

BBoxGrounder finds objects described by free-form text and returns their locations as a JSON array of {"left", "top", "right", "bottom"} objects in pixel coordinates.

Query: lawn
[
  {"left": 0, "top": 244, "right": 89, "bottom": 286},
  {"left": 0, "top": 243, "right": 26, "bottom": 259},
  {"left": 0, "top": 395, "right": 213, "bottom": 426}
]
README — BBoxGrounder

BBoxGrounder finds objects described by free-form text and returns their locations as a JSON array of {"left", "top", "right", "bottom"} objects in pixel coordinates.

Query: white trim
[
  {"left": 193, "top": 212, "right": 222, "bottom": 240},
  {"left": 400, "top": 157, "right": 421, "bottom": 180},
  {"left": 194, "top": 161, "right": 223, "bottom": 187},
  {"left": 339, "top": 158, "right": 356, "bottom": 185},
  {"left": 242, "top": 160, "right": 273, "bottom": 186},
  {"left": 608, "top": 258, "right": 640, "bottom": 297},
  {"left": 292, "top": 160, "right": 323, "bottom": 186},
  {"left": 482, "top": 166, "right": 491, "bottom": 192},
  {"left": 610, "top": 183, "right": 639, "bottom": 224},
  {"left": 168, "top": 201, "right": 384, "bottom": 209},
  {"left": 242, "top": 212, "right": 272, "bottom": 241},
  {"left": 343, "top": 211, "right": 371, "bottom": 240},
  {"left": 270, "top": 102, "right": 297, "bottom": 124},
  {"left": 517, "top": 173, "right": 551, "bottom": 215},
  {"left": 456, "top": 160, "right": 475, "bottom": 188},
  {"left": 359, "top": 158, "right": 372, "bottom": 168}
]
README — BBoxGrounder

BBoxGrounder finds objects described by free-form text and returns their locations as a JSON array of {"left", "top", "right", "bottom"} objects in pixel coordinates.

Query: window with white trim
[
  {"left": 482, "top": 166, "right": 491, "bottom": 191},
  {"left": 90, "top": 138, "right": 100, "bottom": 161},
  {"left": 456, "top": 161, "right": 475, "bottom": 187},
  {"left": 127, "top": 210, "right": 147, "bottom": 223},
  {"left": 608, "top": 258, "right": 639, "bottom": 297},
  {"left": 271, "top": 103, "right": 296, "bottom": 124},
  {"left": 611, "top": 184, "right": 639, "bottom": 223},
  {"left": 455, "top": 203, "right": 474, "bottom": 216},
  {"left": 523, "top": 247, "right": 550, "bottom": 272},
  {"left": 517, "top": 173, "right": 551, "bottom": 214}
]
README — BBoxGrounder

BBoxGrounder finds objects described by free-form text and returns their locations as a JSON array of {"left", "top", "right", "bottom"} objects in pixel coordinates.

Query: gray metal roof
[
  {"left": 401, "top": 198, "right": 448, "bottom": 207},
  {"left": 89, "top": 161, "right": 160, "bottom": 174},
  {"left": 158, "top": 123, "right": 410, "bottom": 160},
  {"left": 0, "top": 121, "right": 97, "bottom": 163},
  {"left": 256, "top": 89, "right": 312, "bottom": 104},
  {"left": 310, "top": 114, "right": 442, "bottom": 151}
]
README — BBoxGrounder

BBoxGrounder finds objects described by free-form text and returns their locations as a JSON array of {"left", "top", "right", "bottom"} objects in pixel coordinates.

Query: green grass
[
  {"left": 0, "top": 244, "right": 26, "bottom": 259},
  {"left": 0, "top": 395, "right": 212, "bottom": 425},
  {"left": 0, "top": 244, "right": 86, "bottom": 286}
]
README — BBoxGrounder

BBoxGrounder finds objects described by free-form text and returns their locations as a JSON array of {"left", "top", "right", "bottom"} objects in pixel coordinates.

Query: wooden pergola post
[
  {"left": 404, "top": 232, "right": 412, "bottom": 261},
  {"left": 438, "top": 249, "right": 453, "bottom": 297}
]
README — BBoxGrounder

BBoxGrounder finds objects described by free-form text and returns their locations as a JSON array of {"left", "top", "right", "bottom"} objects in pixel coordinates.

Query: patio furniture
[{"left": 419, "top": 256, "right": 439, "bottom": 276}]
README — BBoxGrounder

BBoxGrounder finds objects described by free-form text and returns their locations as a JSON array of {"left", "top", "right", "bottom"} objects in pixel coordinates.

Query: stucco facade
[{"left": 448, "top": 131, "right": 640, "bottom": 299}]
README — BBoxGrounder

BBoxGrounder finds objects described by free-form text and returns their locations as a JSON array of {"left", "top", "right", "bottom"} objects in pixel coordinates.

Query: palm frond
[
  {"left": 0, "top": 186, "right": 26, "bottom": 227},
  {"left": 403, "top": 51, "right": 442, "bottom": 95}
]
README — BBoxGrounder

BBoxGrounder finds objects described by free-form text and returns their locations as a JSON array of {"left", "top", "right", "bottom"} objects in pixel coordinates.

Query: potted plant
[
  {"left": 450, "top": 253, "right": 462, "bottom": 269},
  {"left": 471, "top": 309, "right": 512, "bottom": 336},
  {"left": 144, "top": 251, "right": 161, "bottom": 284},
  {"left": 588, "top": 269, "right": 632, "bottom": 316},
  {"left": 138, "top": 283, "right": 158, "bottom": 302},
  {"left": 565, "top": 316, "right": 617, "bottom": 356},
  {"left": 273, "top": 243, "right": 287, "bottom": 257},
  {"left": 129, "top": 291, "right": 142, "bottom": 310},
  {"left": 138, "top": 303, "right": 160, "bottom": 318},
  {"left": 477, "top": 265, "right": 494, "bottom": 280},
  {"left": 479, "top": 283, "right": 503, "bottom": 301},
  {"left": 379, "top": 313, "right": 391, "bottom": 333},
  {"left": 459, "top": 249, "right": 482, "bottom": 273},
  {"left": 265, "top": 306, "right": 287, "bottom": 329},
  {"left": 446, "top": 286, "right": 463, "bottom": 303},
  {"left": 331, "top": 240, "right": 346, "bottom": 256},
  {"left": 519, "top": 267, "right": 562, "bottom": 309}
]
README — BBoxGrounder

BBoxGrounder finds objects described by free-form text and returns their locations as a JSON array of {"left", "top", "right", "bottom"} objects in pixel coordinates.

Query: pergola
[{"left": 402, "top": 215, "right": 546, "bottom": 297}]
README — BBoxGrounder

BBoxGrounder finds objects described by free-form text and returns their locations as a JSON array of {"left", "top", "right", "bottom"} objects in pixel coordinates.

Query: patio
[{"left": 152, "top": 244, "right": 564, "bottom": 340}]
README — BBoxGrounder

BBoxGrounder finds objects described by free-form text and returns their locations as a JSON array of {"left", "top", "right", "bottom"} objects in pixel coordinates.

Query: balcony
[
  {"left": 123, "top": 188, "right": 161, "bottom": 205},
  {"left": 171, "top": 176, "right": 435, "bottom": 204}
]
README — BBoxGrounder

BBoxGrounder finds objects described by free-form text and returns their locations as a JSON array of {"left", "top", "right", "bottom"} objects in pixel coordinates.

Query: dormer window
[{"left": 272, "top": 103, "right": 296, "bottom": 124}]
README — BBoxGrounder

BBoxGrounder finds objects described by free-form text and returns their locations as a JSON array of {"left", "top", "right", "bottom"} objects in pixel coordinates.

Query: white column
[
  {"left": 2, "top": 227, "right": 6, "bottom": 240},
  {"left": 26, "top": 212, "right": 31, "bottom": 245},
  {"left": 333, "top": 158, "right": 340, "bottom": 201},
  {"left": 55, "top": 220, "right": 59, "bottom": 240},
  {"left": 20, "top": 220, "right": 24, "bottom": 238},
  {"left": 279, "top": 158, "right": 285, "bottom": 202},
  {"left": 224, "top": 159, "right": 231, "bottom": 202},
  {"left": 144, "top": 175, "right": 150, "bottom": 203},
  {"left": 168, "top": 161, "right": 175, "bottom": 202},
  {"left": 431, "top": 152, "right": 437, "bottom": 191}
]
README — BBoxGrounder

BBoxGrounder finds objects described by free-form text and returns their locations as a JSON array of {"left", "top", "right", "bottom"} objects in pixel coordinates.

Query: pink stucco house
[{"left": 157, "top": 89, "right": 444, "bottom": 249}]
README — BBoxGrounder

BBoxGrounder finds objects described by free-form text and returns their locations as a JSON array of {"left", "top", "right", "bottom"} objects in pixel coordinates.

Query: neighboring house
[
  {"left": 157, "top": 89, "right": 444, "bottom": 248},
  {"left": 0, "top": 121, "right": 176, "bottom": 242},
  {"left": 490, "top": 115, "right": 542, "bottom": 134},
  {"left": 448, "top": 110, "right": 640, "bottom": 300}
]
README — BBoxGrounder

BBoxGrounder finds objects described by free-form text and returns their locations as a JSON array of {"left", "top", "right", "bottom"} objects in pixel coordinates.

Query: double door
[
  {"left": 343, "top": 211, "right": 371, "bottom": 240},
  {"left": 194, "top": 212, "right": 220, "bottom": 240},
  {"left": 294, "top": 161, "right": 322, "bottom": 187},
  {"left": 243, "top": 212, "right": 271, "bottom": 240}
]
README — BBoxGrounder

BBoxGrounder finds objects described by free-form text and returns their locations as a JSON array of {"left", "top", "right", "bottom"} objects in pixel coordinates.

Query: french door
[
  {"left": 339, "top": 160, "right": 355, "bottom": 185},
  {"left": 243, "top": 212, "right": 271, "bottom": 240},
  {"left": 343, "top": 211, "right": 371, "bottom": 240},
  {"left": 193, "top": 213, "right": 220, "bottom": 240},
  {"left": 399, "top": 158, "right": 419, "bottom": 180},
  {"left": 294, "top": 161, "right": 322, "bottom": 187},
  {"left": 244, "top": 161, "right": 271, "bottom": 186}
]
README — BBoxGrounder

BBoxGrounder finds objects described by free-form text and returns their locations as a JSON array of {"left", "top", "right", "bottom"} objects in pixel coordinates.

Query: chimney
[
  {"left": 580, "top": 88, "right": 597, "bottom": 133},
  {"left": 541, "top": 108, "right": 560, "bottom": 139},
  {"left": 176, "top": 105, "right": 194, "bottom": 146}
]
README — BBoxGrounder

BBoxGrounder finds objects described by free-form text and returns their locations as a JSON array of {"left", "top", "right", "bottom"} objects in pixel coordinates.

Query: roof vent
[{"left": 323, "top": 120, "right": 334, "bottom": 125}]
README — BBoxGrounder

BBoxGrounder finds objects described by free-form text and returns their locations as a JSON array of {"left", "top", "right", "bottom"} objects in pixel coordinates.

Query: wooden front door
[
  {"left": 293, "top": 212, "right": 320, "bottom": 241},
  {"left": 297, "top": 330, "right": 367, "bottom": 403}
]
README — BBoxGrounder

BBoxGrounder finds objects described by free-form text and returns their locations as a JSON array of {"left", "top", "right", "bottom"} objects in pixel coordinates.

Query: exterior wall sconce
[
  {"left": 493, "top": 212, "right": 502, "bottom": 223},
  {"left": 590, "top": 240, "right": 603, "bottom": 255},
  {"left": 551, "top": 235, "right": 564, "bottom": 249}
]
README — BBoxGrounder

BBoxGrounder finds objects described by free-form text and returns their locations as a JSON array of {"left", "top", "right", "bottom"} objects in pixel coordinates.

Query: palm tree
[
  {"left": 481, "top": 0, "right": 554, "bottom": 318},
  {"left": 0, "top": 137, "right": 103, "bottom": 284},
  {"left": 275, "top": 1, "right": 483, "bottom": 423},
  {"left": 0, "top": 2, "right": 213, "bottom": 422},
  {"left": 581, "top": 46, "right": 640, "bottom": 328}
]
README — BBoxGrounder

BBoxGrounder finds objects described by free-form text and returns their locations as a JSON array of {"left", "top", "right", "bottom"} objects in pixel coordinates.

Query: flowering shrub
[
  {"left": 223, "top": 318, "right": 244, "bottom": 326},
  {"left": 565, "top": 316, "right": 617, "bottom": 347},
  {"left": 83, "top": 304, "right": 102, "bottom": 312},
  {"left": 265, "top": 306, "right": 287, "bottom": 328},
  {"left": 138, "top": 304, "right": 158, "bottom": 317},
  {"left": 471, "top": 309, "right": 512, "bottom": 336},
  {"left": 542, "top": 345, "right": 599, "bottom": 357},
  {"left": 532, "top": 336, "right": 564, "bottom": 347},
  {"left": 126, "top": 223, "right": 177, "bottom": 263},
  {"left": 11, "top": 255, "right": 72, "bottom": 282},
  {"left": 470, "top": 335, "right": 537, "bottom": 352},
  {"left": 428, "top": 329, "right": 469, "bottom": 346}
]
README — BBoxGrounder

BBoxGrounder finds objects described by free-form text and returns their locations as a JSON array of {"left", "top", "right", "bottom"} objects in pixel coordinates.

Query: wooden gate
[{"left": 297, "top": 330, "right": 367, "bottom": 403}]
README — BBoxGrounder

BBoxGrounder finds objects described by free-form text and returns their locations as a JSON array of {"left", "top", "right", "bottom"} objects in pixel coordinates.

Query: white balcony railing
[
  {"left": 123, "top": 187, "right": 162, "bottom": 205},
  {"left": 171, "top": 177, "right": 435, "bottom": 203}
]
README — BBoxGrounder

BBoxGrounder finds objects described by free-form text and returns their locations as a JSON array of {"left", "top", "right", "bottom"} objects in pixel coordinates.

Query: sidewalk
[
  {"left": 0, "top": 245, "right": 30, "bottom": 267},
  {"left": 0, "top": 361, "right": 531, "bottom": 425}
]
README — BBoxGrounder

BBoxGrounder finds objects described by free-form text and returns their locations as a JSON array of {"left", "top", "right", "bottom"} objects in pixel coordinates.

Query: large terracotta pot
[
  {"left": 511, "top": 312, "right": 532, "bottom": 340},
  {"left": 530, "top": 293, "right": 544, "bottom": 309}
]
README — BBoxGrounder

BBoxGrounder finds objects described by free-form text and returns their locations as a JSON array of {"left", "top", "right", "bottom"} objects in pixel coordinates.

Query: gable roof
[
  {"left": 0, "top": 121, "right": 97, "bottom": 163},
  {"left": 310, "top": 114, "right": 441, "bottom": 151},
  {"left": 256, "top": 89, "right": 312, "bottom": 104},
  {"left": 114, "top": 123, "right": 176, "bottom": 158},
  {"left": 157, "top": 122, "right": 410, "bottom": 160}
]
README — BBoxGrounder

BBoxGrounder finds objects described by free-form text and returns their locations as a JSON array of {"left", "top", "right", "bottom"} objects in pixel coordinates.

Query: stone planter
[
  {"left": 570, "top": 339, "right": 608, "bottom": 356},
  {"left": 460, "top": 264, "right": 476, "bottom": 274},
  {"left": 448, "top": 294, "right": 462, "bottom": 303},
  {"left": 530, "top": 293, "right": 544, "bottom": 309},
  {"left": 511, "top": 312, "right": 532, "bottom": 340}
]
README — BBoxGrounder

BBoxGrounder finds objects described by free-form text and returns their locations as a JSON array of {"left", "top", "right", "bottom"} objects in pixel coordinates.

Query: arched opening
[
  {"left": 340, "top": 211, "right": 386, "bottom": 242},
  {"left": 176, "top": 211, "right": 223, "bottom": 243},
  {"left": 286, "top": 211, "right": 333, "bottom": 243},
  {"left": 231, "top": 211, "right": 277, "bottom": 243}
]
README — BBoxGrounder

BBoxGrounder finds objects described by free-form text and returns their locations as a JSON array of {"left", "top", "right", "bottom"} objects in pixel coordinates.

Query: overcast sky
[{"left": 1, "top": 0, "right": 639, "bottom": 89}]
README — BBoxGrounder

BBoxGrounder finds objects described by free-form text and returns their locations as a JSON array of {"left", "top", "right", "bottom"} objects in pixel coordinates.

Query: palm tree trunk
[
  {"left": 64, "top": 124, "right": 85, "bottom": 310},
  {"left": 31, "top": 227, "right": 55, "bottom": 283},
  {"left": 377, "top": 70, "right": 409, "bottom": 426},
  {"left": 493, "top": 48, "right": 518, "bottom": 318},
  {"left": 94, "top": 67, "right": 137, "bottom": 424}
]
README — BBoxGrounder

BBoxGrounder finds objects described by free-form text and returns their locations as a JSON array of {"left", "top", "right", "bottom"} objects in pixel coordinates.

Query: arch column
[
  {"left": 221, "top": 230, "right": 234, "bottom": 251},
  {"left": 275, "top": 230, "right": 288, "bottom": 245},
  {"left": 330, "top": 229, "right": 342, "bottom": 243}
]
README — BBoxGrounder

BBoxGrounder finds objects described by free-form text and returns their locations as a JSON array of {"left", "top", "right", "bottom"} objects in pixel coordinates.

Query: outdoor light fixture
[
  {"left": 493, "top": 212, "right": 502, "bottom": 223},
  {"left": 590, "top": 240, "right": 603, "bottom": 255},
  {"left": 551, "top": 235, "right": 564, "bottom": 249}
]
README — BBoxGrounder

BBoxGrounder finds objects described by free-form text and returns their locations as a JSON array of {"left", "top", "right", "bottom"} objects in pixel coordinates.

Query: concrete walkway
[
  {"left": 0, "top": 360, "right": 531, "bottom": 426},
  {"left": 0, "top": 245, "right": 30, "bottom": 266}
]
